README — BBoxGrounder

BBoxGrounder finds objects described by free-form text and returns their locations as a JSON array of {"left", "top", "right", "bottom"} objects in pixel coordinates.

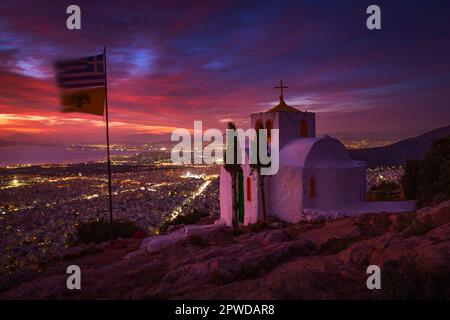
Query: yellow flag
[{"left": 60, "top": 87, "right": 105, "bottom": 116}]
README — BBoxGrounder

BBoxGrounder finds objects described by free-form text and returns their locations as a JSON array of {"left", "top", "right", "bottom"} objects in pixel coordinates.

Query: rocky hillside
[
  {"left": 349, "top": 125, "right": 450, "bottom": 167},
  {"left": 1, "top": 201, "right": 450, "bottom": 299}
]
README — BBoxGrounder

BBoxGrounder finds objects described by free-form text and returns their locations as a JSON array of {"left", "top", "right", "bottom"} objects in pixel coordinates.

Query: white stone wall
[
  {"left": 250, "top": 111, "right": 316, "bottom": 150},
  {"left": 302, "top": 164, "right": 366, "bottom": 209},
  {"left": 220, "top": 131, "right": 368, "bottom": 225},
  {"left": 219, "top": 166, "right": 233, "bottom": 226},
  {"left": 220, "top": 164, "right": 262, "bottom": 226},
  {"left": 278, "top": 112, "right": 316, "bottom": 148},
  {"left": 268, "top": 166, "right": 304, "bottom": 223}
]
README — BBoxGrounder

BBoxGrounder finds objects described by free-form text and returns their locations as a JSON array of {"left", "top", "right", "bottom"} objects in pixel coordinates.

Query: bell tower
[{"left": 250, "top": 80, "right": 316, "bottom": 150}]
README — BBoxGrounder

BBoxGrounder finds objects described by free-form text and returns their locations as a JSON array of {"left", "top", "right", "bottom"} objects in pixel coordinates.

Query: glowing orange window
[
  {"left": 309, "top": 177, "right": 316, "bottom": 198},
  {"left": 247, "top": 177, "right": 252, "bottom": 201},
  {"left": 300, "top": 120, "right": 308, "bottom": 137}
]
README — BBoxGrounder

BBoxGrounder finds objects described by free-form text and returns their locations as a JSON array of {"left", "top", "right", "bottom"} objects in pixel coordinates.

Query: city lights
[{"left": 0, "top": 148, "right": 220, "bottom": 274}]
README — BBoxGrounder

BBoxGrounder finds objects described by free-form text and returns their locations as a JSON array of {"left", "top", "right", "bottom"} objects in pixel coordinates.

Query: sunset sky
[{"left": 0, "top": 0, "right": 449, "bottom": 143}]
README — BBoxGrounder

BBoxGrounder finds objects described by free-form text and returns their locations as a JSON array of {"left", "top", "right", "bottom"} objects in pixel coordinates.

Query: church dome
[{"left": 279, "top": 135, "right": 353, "bottom": 168}]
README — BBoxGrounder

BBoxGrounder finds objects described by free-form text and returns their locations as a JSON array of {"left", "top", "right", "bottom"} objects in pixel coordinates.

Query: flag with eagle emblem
[{"left": 54, "top": 53, "right": 106, "bottom": 115}]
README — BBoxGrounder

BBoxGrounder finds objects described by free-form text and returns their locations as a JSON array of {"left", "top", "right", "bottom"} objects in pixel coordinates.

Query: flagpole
[{"left": 104, "top": 45, "right": 114, "bottom": 242}]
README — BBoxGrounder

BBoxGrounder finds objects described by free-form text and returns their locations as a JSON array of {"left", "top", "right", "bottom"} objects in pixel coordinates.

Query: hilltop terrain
[{"left": 1, "top": 201, "right": 449, "bottom": 299}]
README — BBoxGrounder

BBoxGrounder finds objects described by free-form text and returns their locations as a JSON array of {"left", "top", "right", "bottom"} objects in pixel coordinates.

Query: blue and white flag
[
  {"left": 55, "top": 54, "right": 106, "bottom": 89},
  {"left": 54, "top": 53, "right": 106, "bottom": 115}
]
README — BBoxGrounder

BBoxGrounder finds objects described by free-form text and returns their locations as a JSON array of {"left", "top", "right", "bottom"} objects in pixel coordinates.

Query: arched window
[
  {"left": 246, "top": 177, "right": 252, "bottom": 201},
  {"left": 309, "top": 177, "right": 316, "bottom": 198},
  {"left": 300, "top": 120, "right": 308, "bottom": 137},
  {"left": 265, "top": 119, "right": 273, "bottom": 142}
]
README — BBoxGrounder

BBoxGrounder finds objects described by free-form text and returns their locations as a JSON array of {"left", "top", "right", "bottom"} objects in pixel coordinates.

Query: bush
[
  {"left": 416, "top": 136, "right": 450, "bottom": 207},
  {"left": 401, "top": 136, "right": 450, "bottom": 208},
  {"left": 370, "top": 181, "right": 398, "bottom": 192},
  {"left": 369, "top": 181, "right": 400, "bottom": 201},
  {"left": 402, "top": 160, "right": 421, "bottom": 200},
  {"left": 71, "top": 219, "right": 142, "bottom": 245}
]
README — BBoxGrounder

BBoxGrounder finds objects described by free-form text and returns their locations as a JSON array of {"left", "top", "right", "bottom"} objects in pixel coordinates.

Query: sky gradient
[{"left": 0, "top": 0, "right": 449, "bottom": 143}]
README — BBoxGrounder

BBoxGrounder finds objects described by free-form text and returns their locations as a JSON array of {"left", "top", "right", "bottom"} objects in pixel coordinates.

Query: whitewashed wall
[
  {"left": 302, "top": 164, "right": 366, "bottom": 209},
  {"left": 219, "top": 166, "right": 233, "bottom": 226},
  {"left": 268, "top": 166, "right": 303, "bottom": 223}
]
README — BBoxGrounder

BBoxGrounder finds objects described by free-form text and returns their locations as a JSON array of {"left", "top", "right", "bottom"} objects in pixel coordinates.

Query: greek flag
[
  {"left": 55, "top": 54, "right": 105, "bottom": 89},
  {"left": 54, "top": 53, "right": 106, "bottom": 115}
]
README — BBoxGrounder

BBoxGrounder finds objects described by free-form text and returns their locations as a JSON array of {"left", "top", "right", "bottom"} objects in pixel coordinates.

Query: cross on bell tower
[
  {"left": 250, "top": 79, "right": 316, "bottom": 150},
  {"left": 274, "top": 80, "right": 288, "bottom": 101}
]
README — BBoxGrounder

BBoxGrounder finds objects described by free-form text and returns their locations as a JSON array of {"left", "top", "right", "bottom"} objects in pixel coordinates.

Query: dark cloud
[{"left": 0, "top": 0, "right": 449, "bottom": 142}]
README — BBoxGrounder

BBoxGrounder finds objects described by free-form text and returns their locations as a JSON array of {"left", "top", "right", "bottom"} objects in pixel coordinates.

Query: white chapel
[{"left": 219, "top": 84, "right": 367, "bottom": 225}]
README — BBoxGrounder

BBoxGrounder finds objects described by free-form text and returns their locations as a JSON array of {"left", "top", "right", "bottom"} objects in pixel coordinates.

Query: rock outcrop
[{"left": 1, "top": 201, "right": 449, "bottom": 299}]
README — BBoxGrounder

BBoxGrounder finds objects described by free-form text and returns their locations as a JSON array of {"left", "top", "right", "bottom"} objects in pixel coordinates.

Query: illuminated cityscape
[
  {"left": 0, "top": 144, "right": 407, "bottom": 275},
  {"left": 0, "top": 146, "right": 219, "bottom": 273},
  {"left": 343, "top": 139, "right": 396, "bottom": 150},
  {"left": 0, "top": 133, "right": 413, "bottom": 276},
  {"left": 366, "top": 166, "right": 405, "bottom": 190}
]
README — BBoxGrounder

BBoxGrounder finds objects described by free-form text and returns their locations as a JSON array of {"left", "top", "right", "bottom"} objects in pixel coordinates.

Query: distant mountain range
[
  {"left": 4, "top": 133, "right": 38, "bottom": 142},
  {"left": 349, "top": 125, "right": 450, "bottom": 167},
  {"left": 0, "top": 133, "right": 42, "bottom": 146},
  {"left": 0, "top": 133, "right": 174, "bottom": 146}
]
